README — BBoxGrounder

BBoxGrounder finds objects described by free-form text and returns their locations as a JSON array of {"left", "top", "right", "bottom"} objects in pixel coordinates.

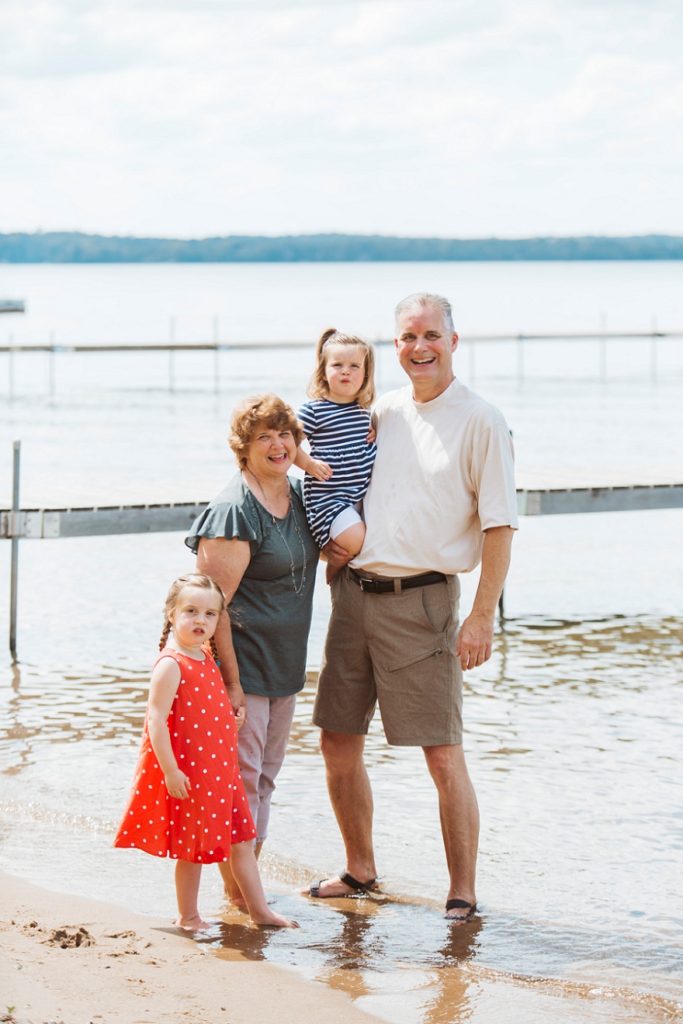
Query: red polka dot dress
[{"left": 114, "top": 648, "right": 256, "bottom": 863}]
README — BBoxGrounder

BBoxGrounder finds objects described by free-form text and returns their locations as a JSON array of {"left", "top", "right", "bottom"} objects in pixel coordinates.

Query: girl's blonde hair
[
  {"left": 159, "top": 573, "right": 225, "bottom": 661},
  {"left": 307, "top": 328, "right": 376, "bottom": 408},
  {"left": 229, "top": 393, "right": 304, "bottom": 469}
]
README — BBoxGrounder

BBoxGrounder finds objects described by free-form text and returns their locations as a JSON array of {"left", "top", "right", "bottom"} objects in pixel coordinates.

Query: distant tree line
[{"left": 1, "top": 231, "right": 682, "bottom": 262}]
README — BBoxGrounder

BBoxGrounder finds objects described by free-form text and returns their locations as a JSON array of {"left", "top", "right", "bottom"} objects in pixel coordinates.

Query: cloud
[{"left": 0, "top": 0, "right": 682, "bottom": 235}]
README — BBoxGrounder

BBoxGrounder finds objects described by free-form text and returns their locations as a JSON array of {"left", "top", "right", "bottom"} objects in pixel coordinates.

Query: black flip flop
[
  {"left": 445, "top": 898, "right": 477, "bottom": 921},
  {"left": 309, "top": 871, "right": 378, "bottom": 898}
]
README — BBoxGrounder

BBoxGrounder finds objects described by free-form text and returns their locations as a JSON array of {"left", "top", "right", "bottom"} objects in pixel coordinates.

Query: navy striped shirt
[{"left": 298, "top": 398, "right": 377, "bottom": 547}]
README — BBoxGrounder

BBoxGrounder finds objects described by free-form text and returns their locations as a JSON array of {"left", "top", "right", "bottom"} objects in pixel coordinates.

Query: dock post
[
  {"left": 213, "top": 316, "right": 220, "bottom": 394},
  {"left": 169, "top": 316, "right": 176, "bottom": 393},
  {"left": 49, "top": 331, "right": 56, "bottom": 400},
  {"left": 498, "top": 586, "right": 505, "bottom": 620},
  {"left": 9, "top": 440, "right": 21, "bottom": 661},
  {"left": 374, "top": 335, "right": 382, "bottom": 392},
  {"left": 8, "top": 335, "right": 15, "bottom": 400}
]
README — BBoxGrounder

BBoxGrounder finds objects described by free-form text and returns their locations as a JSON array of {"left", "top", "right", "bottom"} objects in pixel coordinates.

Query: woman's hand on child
[
  {"left": 367, "top": 427, "right": 376, "bottom": 444},
  {"left": 165, "top": 768, "right": 191, "bottom": 799},
  {"left": 309, "top": 459, "right": 333, "bottom": 481},
  {"left": 322, "top": 538, "right": 351, "bottom": 567}
]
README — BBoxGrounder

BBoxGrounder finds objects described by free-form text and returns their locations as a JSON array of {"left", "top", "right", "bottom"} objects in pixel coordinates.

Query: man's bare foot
[
  {"left": 251, "top": 908, "right": 299, "bottom": 928},
  {"left": 174, "top": 914, "right": 212, "bottom": 931}
]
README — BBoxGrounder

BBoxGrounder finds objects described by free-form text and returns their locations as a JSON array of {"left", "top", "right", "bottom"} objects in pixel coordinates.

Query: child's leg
[
  {"left": 230, "top": 842, "right": 297, "bottom": 928},
  {"left": 175, "top": 860, "right": 209, "bottom": 930},
  {"left": 218, "top": 839, "right": 263, "bottom": 909}
]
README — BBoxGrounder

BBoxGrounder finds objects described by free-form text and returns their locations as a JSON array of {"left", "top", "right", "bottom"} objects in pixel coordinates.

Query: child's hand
[
  {"left": 165, "top": 768, "right": 191, "bottom": 799},
  {"left": 308, "top": 459, "right": 333, "bottom": 481},
  {"left": 366, "top": 427, "right": 376, "bottom": 444},
  {"left": 234, "top": 703, "right": 247, "bottom": 730}
]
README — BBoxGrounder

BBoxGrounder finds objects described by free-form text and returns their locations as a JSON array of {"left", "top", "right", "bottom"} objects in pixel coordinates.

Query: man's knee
[
  {"left": 320, "top": 729, "right": 365, "bottom": 770},
  {"left": 423, "top": 743, "right": 468, "bottom": 787}
]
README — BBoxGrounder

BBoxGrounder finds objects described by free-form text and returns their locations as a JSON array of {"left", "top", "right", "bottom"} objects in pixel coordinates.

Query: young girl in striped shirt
[{"left": 295, "top": 328, "right": 377, "bottom": 581}]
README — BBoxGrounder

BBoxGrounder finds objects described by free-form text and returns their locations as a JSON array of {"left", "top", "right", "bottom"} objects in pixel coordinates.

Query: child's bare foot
[
  {"left": 174, "top": 913, "right": 212, "bottom": 931},
  {"left": 251, "top": 908, "right": 299, "bottom": 928},
  {"left": 225, "top": 893, "right": 248, "bottom": 912}
]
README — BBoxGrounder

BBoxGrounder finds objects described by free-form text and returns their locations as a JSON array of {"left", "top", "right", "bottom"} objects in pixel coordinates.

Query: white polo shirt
[{"left": 354, "top": 379, "right": 518, "bottom": 577}]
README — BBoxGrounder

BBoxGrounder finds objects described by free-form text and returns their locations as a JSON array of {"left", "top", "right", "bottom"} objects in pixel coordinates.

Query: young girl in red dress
[{"left": 114, "top": 573, "right": 295, "bottom": 930}]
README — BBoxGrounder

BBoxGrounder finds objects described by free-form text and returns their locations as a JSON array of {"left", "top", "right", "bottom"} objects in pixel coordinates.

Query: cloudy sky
[{"left": 1, "top": 0, "right": 681, "bottom": 239}]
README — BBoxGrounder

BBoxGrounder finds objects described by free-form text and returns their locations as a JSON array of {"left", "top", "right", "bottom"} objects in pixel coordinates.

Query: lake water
[{"left": 0, "top": 262, "right": 682, "bottom": 1023}]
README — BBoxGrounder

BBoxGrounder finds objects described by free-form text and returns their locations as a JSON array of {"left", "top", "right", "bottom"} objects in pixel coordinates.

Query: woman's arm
[
  {"left": 196, "top": 537, "right": 251, "bottom": 726},
  {"left": 147, "top": 658, "right": 190, "bottom": 799}
]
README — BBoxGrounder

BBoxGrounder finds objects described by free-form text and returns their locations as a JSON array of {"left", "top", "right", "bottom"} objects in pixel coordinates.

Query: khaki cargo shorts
[{"left": 313, "top": 568, "right": 463, "bottom": 746}]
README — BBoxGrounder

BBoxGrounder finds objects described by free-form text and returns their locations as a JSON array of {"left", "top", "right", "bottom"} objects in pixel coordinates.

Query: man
[{"left": 308, "top": 292, "right": 518, "bottom": 921}]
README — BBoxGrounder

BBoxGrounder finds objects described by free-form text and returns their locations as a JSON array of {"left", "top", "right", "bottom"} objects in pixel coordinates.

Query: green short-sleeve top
[{"left": 184, "top": 474, "right": 319, "bottom": 698}]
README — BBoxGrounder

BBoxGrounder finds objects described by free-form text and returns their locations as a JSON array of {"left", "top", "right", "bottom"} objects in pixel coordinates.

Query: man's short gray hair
[{"left": 394, "top": 293, "right": 455, "bottom": 335}]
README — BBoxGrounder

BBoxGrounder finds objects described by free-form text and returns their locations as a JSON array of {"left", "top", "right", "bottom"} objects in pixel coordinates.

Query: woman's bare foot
[
  {"left": 174, "top": 913, "right": 212, "bottom": 931},
  {"left": 250, "top": 908, "right": 299, "bottom": 928}
]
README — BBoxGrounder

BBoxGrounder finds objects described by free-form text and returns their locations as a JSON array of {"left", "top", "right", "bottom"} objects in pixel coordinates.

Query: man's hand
[
  {"left": 321, "top": 538, "right": 351, "bottom": 568},
  {"left": 456, "top": 611, "right": 494, "bottom": 671}
]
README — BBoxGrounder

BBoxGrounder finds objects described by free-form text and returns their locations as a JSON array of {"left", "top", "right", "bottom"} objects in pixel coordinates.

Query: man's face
[{"left": 395, "top": 304, "right": 458, "bottom": 400}]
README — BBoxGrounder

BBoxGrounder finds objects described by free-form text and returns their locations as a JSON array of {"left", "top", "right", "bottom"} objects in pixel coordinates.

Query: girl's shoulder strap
[{"left": 154, "top": 647, "right": 185, "bottom": 671}]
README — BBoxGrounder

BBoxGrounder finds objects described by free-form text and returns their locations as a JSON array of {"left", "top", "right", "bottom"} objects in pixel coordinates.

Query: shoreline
[
  {"left": 2, "top": 870, "right": 680, "bottom": 1024},
  {"left": 0, "top": 871, "right": 382, "bottom": 1024}
]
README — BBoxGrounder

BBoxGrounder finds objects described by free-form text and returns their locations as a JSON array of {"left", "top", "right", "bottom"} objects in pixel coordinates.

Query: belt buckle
[{"left": 358, "top": 576, "right": 371, "bottom": 592}]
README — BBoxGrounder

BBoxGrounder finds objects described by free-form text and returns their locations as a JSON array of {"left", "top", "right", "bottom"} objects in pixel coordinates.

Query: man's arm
[{"left": 456, "top": 525, "right": 514, "bottom": 670}]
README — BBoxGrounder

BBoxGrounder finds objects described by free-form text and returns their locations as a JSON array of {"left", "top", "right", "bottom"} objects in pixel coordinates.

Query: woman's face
[{"left": 245, "top": 421, "right": 297, "bottom": 479}]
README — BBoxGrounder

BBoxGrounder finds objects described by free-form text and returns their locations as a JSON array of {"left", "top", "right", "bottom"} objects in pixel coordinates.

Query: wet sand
[
  {"left": 2, "top": 872, "right": 679, "bottom": 1024},
  {"left": 0, "top": 872, "right": 384, "bottom": 1024}
]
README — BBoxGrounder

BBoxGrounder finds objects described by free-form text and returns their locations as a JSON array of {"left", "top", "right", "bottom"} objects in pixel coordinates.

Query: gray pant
[{"left": 237, "top": 693, "right": 296, "bottom": 843}]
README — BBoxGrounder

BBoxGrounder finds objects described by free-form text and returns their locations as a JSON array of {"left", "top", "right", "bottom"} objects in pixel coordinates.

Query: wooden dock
[
  {"left": 2, "top": 484, "right": 683, "bottom": 540},
  {"left": 2, "top": 329, "right": 682, "bottom": 397}
]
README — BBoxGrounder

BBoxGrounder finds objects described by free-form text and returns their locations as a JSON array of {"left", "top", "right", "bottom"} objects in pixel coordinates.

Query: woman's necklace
[{"left": 245, "top": 472, "right": 308, "bottom": 597}]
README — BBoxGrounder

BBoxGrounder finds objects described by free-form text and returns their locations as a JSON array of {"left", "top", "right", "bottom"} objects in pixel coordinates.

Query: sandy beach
[{"left": 0, "top": 872, "right": 382, "bottom": 1024}]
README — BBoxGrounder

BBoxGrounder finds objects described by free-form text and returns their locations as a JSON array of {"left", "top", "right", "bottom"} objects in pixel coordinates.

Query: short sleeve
[
  {"left": 470, "top": 409, "right": 519, "bottom": 531},
  {"left": 297, "top": 401, "right": 317, "bottom": 439},
  {"left": 184, "top": 491, "right": 262, "bottom": 554}
]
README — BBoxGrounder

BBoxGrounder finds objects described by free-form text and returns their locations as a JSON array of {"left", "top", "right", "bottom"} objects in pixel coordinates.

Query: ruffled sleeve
[
  {"left": 297, "top": 401, "right": 317, "bottom": 439},
  {"left": 184, "top": 476, "right": 263, "bottom": 554}
]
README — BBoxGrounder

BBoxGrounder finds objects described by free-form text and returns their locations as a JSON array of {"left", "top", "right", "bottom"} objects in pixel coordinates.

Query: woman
[{"left": 185, "top": 393, "right": 319, "bottom": 903}]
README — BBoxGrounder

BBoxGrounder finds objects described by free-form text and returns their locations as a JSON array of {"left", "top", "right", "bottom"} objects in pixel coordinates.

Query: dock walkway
[{"left": 2, "top": 483, "right": 683, "bottom": 540}]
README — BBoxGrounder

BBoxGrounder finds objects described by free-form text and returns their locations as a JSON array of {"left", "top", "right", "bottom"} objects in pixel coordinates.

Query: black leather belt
[{"left": 348, "top": 568, "right": 447, "bottom": 594}]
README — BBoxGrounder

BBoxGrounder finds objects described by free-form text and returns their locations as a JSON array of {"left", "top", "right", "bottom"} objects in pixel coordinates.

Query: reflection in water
[
  {"left": 190, "top": 897, "right": 680, "bottom": 1024},
  {"left": 195, "top": 896, "right": 483, "bottom": 1023},
  {"left": 0, "top": 614, "right": 682, "bottom": 1023}
]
